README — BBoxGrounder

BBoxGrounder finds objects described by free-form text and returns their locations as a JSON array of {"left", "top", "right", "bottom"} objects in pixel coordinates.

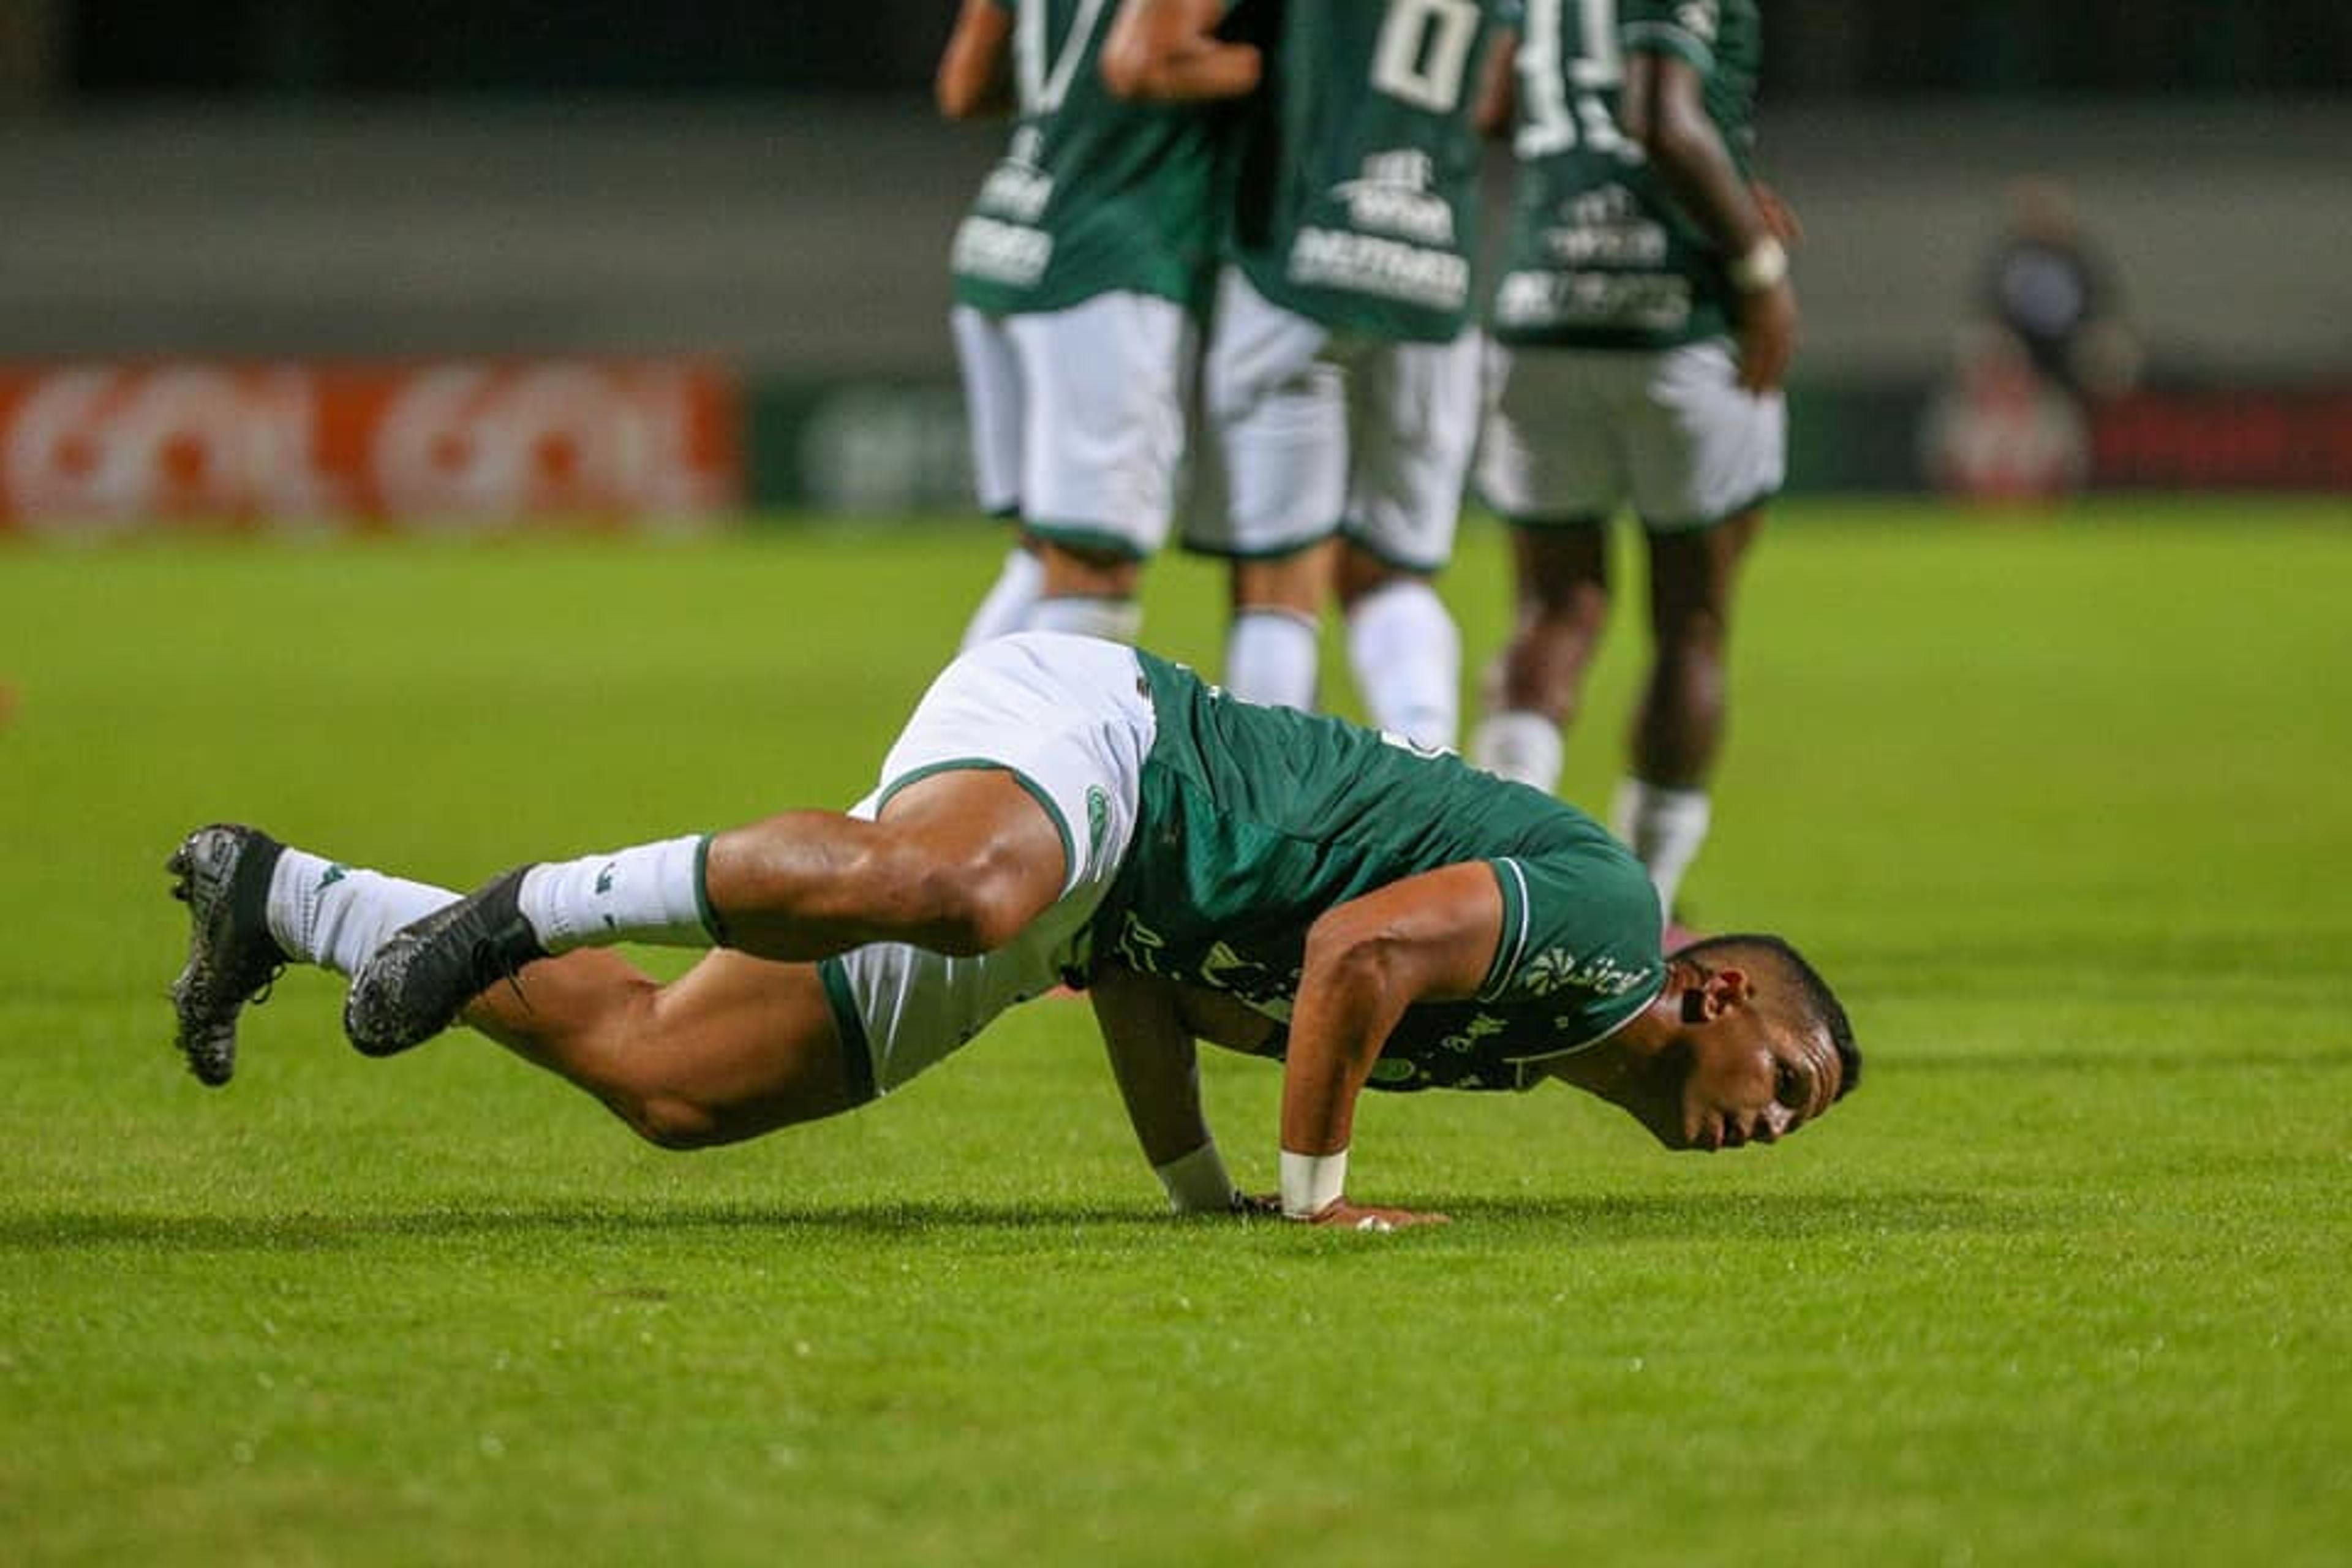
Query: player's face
[
  {"left": 1659, "top": 1010, "right": 1843, "bottom": 1153},
  {"left": 1607, "top": 957, "right": 1845, "bottom": 1153}
]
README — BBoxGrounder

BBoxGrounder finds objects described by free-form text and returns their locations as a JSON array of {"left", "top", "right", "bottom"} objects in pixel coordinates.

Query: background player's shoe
[
  {"left": 166, "top": 823, "right": 288, "bottom": 1087},
  {"left": 342, "top": 869, "right": 544, "bottom": 1057}
]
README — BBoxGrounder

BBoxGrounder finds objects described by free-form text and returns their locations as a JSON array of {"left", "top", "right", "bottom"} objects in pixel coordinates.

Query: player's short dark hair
[{"left": 1676, "top": 932, "right": 1861, "bottom": 1098}]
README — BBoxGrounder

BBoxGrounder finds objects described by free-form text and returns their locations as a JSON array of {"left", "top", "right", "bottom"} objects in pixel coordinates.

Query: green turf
[{"left": 3, "top": 497, "right": 2348, "bottom": 1567}]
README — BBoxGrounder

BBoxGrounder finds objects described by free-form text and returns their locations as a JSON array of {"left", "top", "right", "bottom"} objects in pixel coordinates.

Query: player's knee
[
  {"left": 620, "top": 1091, "right": 725, "bottom": 1152},
  {"left": 902, "top": 851, "right": 1042, "bottom": 954}
]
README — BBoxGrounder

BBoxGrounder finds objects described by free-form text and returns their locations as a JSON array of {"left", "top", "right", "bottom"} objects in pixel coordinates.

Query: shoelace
[{"left": 466, "top": 937, "right": 535, "bottom": 1014}]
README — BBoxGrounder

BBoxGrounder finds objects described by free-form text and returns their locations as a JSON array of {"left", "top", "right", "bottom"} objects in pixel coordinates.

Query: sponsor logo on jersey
[
  {"left": 952, "top": 216, "right": 1055, "bottom": 288},
  {"left": 1494, "top": 269, "right": 1692, "bottom": 333},
  {"left": 1332, "top": 149, "right": 1457, "bottom": 246},
  {"left": 1519, "top": 946, "right": 1656, "bottom": 1000},
  {"left": 976, "top": 158, "right": 1054, "bottom": 225},
  {"left": 1289, "top": 228, "right": 1469, "bottom": 312}
]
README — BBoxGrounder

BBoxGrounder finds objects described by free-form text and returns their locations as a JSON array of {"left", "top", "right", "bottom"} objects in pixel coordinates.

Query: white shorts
[
  {"left": 1477, "top": 339, "right": 1785, "bottom": 532},
  {"left": 951, "top": 305, "right": 1024, "bottom": 518},
  {"left": 819, "top": 633, "right": 1154, "bottom": 1099},
  {"left": 1186, "top": 266, "right": 1482, "bottom": 571},
  {"left": 950, "top": 293, "right": 1195, "bottom": 559}
]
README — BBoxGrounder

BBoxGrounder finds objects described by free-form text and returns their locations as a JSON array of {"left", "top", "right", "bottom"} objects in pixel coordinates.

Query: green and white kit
[{"left": 820, "top": 633, "right": 1664, "bottom": 1100}]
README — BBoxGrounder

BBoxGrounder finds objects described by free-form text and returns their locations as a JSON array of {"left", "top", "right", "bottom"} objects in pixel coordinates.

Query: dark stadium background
[
  {"left": 42, "top": 2, "right": 2352, "bottom": 97},
  {"left": 1, "top": 2, "right": 2344, "bottom": 522}
]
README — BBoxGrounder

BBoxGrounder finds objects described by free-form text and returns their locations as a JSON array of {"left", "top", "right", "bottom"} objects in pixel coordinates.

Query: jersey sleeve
[
  {"left": 1477, "top": 850, "right": 1666, "bottom": 1036},
  {"left": 1623, "top": 0, "right": 1722, "bottom": 75}
]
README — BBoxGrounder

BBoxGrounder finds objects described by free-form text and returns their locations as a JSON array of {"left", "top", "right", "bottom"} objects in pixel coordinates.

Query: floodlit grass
[{"left": 2, "top": 497, "right": 2348, "bottom": 1567}]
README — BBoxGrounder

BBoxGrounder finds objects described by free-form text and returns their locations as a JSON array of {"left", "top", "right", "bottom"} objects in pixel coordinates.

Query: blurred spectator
[
  {"left": 1922, "top": 177, "right": 2138, "bottom": 500},
  {"left": 1978, "top": 175, "right": 2141, "bottom": 404}
]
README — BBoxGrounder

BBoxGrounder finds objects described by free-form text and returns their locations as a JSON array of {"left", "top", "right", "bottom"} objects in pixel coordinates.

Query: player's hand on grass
[{"left": 1290, "top": 1197, "right": 1450, "bottom": 1232}]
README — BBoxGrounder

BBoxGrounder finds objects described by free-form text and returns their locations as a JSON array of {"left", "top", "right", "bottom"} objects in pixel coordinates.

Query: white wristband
[
  {"left": 1729, "top": 236, "right": 1789, "bottom": 293},
  {"left": 1280, "top": 1148, "right": 1348, "bottom": 1220},
  {"left": 1154, "top": 1141, "right": 1237, "bottom": 1215}
]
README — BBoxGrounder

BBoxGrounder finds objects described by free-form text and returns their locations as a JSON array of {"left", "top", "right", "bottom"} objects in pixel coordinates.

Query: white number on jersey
[
  {"left": 1514, "top": 0, "right": 1628, "bottom": 159},
  {"left": 1015, "top": 0, "right": 1111, "bottom": 116},
  {"left": 1371, "top": 0, "right": 1485, "bottom": 113}
]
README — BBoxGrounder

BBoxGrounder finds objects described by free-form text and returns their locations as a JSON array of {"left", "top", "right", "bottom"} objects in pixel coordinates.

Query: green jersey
[
  {"left": 950, "top": 0, "right": 1227, "bottom": 316},
  {"left": 1488, "top": 0, "right": 1763, "bottom": 349},
  {"left": 1231, "top": 0, "right": 1510, "bottom": 342},
  {"left": 1091, "top": 652, "right": 1665, "bottom": 1092}
]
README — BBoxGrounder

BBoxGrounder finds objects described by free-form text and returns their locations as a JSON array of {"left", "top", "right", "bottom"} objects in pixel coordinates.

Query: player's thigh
[
  {"left": 952, "top": 304, "right": 1025, "bottom": 518},
  {"left": 1625, "top": 339, "right": 1787, "bottom": 531},
  {"left": 1007, "top": 293, "right": 1192, "bottom": 559},
  {"left": 1186, "top": 266, "right": 1346, "bottom": 558},
  {"left": 1343, "top": 328, "right": 1484, "bottom": 571},
  {"left": 466, "top": 949, "right": 847, "bottom": 1141},
  {"left": 1475, "top": 345, "right": 1629, "bottom": 526}
]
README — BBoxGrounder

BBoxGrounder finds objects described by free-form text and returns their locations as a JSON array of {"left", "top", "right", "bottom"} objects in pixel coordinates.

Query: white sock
[
  {"left": 1346, "top": 579, "right": 1460, "bottom": 752},
  {"left": 1026, "top": 595, "right": 1144, "bottom": 643},
  {"left": 1472, "top": 709, "right": 1564, "bottom": 791},
  {"left": 266, "top": 848, "right": 458, "bottom": 979},
  {"left": 1611, "top": 777, "right": 1712, "bottom": 922},
  {"left": 960, "top": 547, "right": 1044, "bottom": 650},
  {"left": 1225, "top": 607, "right": 1320, "bottom": 713},
  {"left": 518, "top": 834, "right": 717, "bottom": 953}
]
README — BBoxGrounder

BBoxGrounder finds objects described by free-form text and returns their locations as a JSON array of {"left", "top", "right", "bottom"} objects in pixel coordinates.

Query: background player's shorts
[
  {"left": 1479, "top": 339, "right": 1785, "bottom": 532},
  {"left": 954, "top": 293, "right": 1194, "bottom": 559},
  {"left": 819, "top": 633, "right": 1155, "bottom": 1098},
  {"left": 1186, "top": 266, "right": 1482, "bottom": 571},
  {"left": 951, "top": 304, "right": 1023, "bottom": 518}
]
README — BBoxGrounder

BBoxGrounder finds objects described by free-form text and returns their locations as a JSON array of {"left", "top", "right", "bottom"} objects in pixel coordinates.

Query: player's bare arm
[
  {"left": 1101, "top": 0, "right": 1261, "bottom": 102},
  {"left": 937, "top": 0, "right": 1017, "bottom": 119},
  {"left": 1621, "top": 50, "right": 1796, "bottom": 393},
  {"left": 1473, "top": 26, "right": 1520, "bottom": 140},
  {"left": 1091, "top": 963, "right": 1243, "bottom": 1213},
  {"left": 1278, "top": 863, "right": 1510, "bottom": 1230}
]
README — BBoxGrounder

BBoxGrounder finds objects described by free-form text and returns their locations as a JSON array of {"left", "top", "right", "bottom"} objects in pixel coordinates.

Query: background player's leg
[
  {"left": 1225, "top": 546, "right": 1330, "bottom": 713},
  {"left": 1472, "top": 521, "right": 1611, "bottom": 792},
  {"left": 1029, "top": 541, "right": 1145, "bottom": 642},
  {"left": 1616, "top": 508, "right": 1763, "bottom": 916},
  {"left": 1336, "top": 547, "right": 1459, "bottom": 752}
]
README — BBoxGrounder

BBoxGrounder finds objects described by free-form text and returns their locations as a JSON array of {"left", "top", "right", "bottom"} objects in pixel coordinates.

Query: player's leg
[
  {"left": 705, "top": 769, "right": 1068, "bottom": 960},
  {"left": 1332, "top": 330, "right": 1483, "bottom": 752},
  {"left": 164, "top": 821, "right": 864, "bottom": 1141},
  {"left": 1473, "top": 521, "right": 1611, "bottom": 791},
  {"left": 1224, "top": 545, "right": 1333, "bottom": 712},
  {"left": 951, "top": 304, "right": 1042, "bottom": 649},
  {"left": 341, "top": 771, "right": 1068, "bottom": 1058},
  {"left": 1468, "top": 346, "right": 1627, "bottom": 791},
  {"left": 1614, "top": 506, "right": 1760, "bottom": 919},
  {"left": 1189, "top": 266, "right": 1346, "bottom": 712},
  {"left": 1009, "top": 293, "right": 1191, "bottom": 643},
  {"left": 458, "top": 946, "right": 858, "bottom": 1150},
  {"left": 1615, "top": 339, "right": 1785, "bottom": 919},
  {"left": 344, "top": 635, "right": 1153, "bottom": 1056}
]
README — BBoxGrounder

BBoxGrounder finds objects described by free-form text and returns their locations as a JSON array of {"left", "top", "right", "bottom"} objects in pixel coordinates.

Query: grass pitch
[{"left": 2, "top": 498, "right": 2348, "bottom": 1566}]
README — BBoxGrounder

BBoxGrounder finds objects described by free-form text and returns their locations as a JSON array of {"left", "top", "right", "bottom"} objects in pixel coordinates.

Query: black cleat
[
  {"left": 167, "top": 824, "right": 289, "bottom": 1087},
  {"left": 342, "top": 867, "right": 545, "bottom": 1057}
]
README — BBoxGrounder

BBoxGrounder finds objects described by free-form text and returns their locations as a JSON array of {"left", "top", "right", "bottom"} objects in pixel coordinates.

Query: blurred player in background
[
  {"left": 1107, "top": 0, "right": 1509, "bottom": 752},
  {"left": 1469, "top": 0, "right": 1796, "bottom": 930},
  {"left": 168, "top": 634, "right": 1858, "bottom": 1231},
  {"left": 939, "top": 0, "right": 1250, "bottom": 647}
]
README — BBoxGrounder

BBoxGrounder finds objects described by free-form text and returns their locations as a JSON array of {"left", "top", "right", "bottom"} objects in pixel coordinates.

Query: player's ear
[{"left": 1698, "top": 966, "right": 1752, "bottom": 1020}]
